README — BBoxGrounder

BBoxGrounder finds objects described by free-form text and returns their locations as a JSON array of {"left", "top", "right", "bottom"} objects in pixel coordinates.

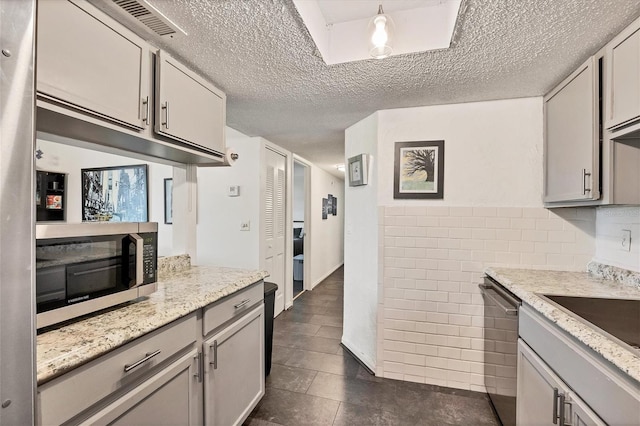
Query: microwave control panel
[{"left": 142, "top": 233, "right": 157, "bottom": 283}]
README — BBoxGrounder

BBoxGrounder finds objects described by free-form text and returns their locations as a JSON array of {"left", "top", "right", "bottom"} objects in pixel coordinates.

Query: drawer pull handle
[
  {"left": 209, "top": 340, "right": 218, "bottom": 370},
  {"left": 142, "top": 96, "right": 149, "bottom": 125},
  {"left": 124, "top": 350, "right": 161, "bottom": 372},
  {"left": 582, "top": 169, "right": 591, "bottom": 195},
  {"left": 162, "top": 101, "right": 169, "bottom": 129},
  {"left": 234, "top": 299, "right": 251, "bottom": 309},
  {"left": 194, "top": 351, "right": 203, "bottom": 383}
]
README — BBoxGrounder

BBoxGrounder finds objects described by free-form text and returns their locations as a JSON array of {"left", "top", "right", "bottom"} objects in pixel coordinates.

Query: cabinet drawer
[
  {"left": 38, "top": 313, "right": 197, "bottom": 425},
  {"left": 203, "top": 281, "right": 264, "bottom": 337}
]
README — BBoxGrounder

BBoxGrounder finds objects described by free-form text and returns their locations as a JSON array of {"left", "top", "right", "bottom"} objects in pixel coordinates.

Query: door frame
[
  {"left": 259, "top": 140, "right": 293, "bottom": 313},
  {"left": 293, "top": 155, "right": 313, "bottom": 293}
]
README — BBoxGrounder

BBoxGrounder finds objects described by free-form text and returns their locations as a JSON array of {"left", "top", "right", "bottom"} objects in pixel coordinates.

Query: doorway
[{"left": 292, "top": 161, "right": 307, "bottom": 299}]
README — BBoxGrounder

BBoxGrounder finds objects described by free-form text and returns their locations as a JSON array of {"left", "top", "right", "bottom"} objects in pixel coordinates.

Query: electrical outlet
[
  {"left": 240, "top": 221, "right": 250, "bottom": 231},
  {"left": 621, "top": 229, "right": 631, "bottom": 252}
]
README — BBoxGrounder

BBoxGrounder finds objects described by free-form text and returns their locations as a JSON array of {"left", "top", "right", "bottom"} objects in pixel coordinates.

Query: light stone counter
[
  {"left": 37, "top": 265, "right": 269, "bottom": 384},
  {"left": 485, "top": 265, "right": 640, "bottom": 383}
]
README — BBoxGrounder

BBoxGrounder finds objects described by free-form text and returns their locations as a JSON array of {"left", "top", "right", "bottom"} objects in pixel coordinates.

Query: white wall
[
  {"left": 344, "top": 97, "right": 605, "bottom": 389},
  {"left": 343, "top": 112, "right": 379, "bottom": 371},
  {"left": 35, "top": 138, "right": 174, "bottom": 256},
  {"left": 378, "top": 98, "right": 544, "bottom": 207},
  {"left": 293, "top": 162, "right": 305, "bottom": 222},
  {"left": 309, "top": 163, "right": 345, "bottom": 287},
  {"left": 594, "top": 206, "right": 640, "bottom": 272},
  {"left": 196, "top": 128, "right": 261, "bottom": 269}
]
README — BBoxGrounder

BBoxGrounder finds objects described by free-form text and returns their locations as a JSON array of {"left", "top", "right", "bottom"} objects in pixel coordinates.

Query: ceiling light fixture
[
  {"left": 335, "top": 164, "right": 345, "bottom": 172},
  {"left": 368, "top": 4, "right": 394, "bottom": 59}
]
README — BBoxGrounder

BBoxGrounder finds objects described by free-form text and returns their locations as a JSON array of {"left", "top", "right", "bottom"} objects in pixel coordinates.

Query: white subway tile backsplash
[
  {"left": 473, "top": 207, "right": 497, "bottom": 217},
  {"left": 379, "top": 205, "right": 597, "bottom": 390}
]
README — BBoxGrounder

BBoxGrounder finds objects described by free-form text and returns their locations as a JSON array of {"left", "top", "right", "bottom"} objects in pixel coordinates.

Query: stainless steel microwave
[{"left": 36, "top": 222, "right": 158, "bottom": 329}]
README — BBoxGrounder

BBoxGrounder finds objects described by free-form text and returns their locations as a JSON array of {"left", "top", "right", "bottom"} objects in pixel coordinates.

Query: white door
[{"left": 263, "top": 148, "right": 286, "bottom": 316}]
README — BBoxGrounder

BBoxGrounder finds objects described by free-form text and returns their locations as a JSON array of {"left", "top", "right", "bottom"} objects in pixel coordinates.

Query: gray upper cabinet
[
  {"left": 605, "top": 18, "right": 640, "bottom": 131},
  {"left": 37, "top": 0, "right": 150, "bottom": 130},
  {"left": 544, "top": 57, "right": 600, "bottom": 203},
  {"left": 155, "top": 51, "right": 226, "bottom": 155}
]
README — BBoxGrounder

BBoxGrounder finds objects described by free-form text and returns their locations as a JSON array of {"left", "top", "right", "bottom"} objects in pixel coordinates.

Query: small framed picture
[
  {"left": 322, "top": 198, "right": 328, "bottom": 220},
  {"left": 394, "top": 140, "right": 445, "bottom": 199},
  {"left": 164, "top": 178, "right": 173, "bottom": 224},
  {"left": 348, "top": 154, "right": 368, "bottom": 187}
]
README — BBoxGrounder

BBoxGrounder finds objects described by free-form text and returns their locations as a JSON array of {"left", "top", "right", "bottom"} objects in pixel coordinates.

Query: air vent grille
[{"left": 112, "top": 0, "right": 183, "bottom": 37}]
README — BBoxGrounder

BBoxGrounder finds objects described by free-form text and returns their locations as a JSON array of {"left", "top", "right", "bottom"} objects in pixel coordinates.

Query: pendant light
[{"left": 368, "top": 4, "right": 394, "bottom": 59}]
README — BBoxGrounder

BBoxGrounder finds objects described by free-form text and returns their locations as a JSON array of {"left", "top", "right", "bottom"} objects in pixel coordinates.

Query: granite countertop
[
  {"left": 485, "top": 265, "right": 640, "bottom": 383},
  {"left": 37, "top": 265, "right": 269, "bottom": 384}
]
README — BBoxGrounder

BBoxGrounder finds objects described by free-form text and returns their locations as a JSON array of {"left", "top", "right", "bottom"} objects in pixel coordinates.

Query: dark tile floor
[{"left": 246, "top": 267, "right": 499, "bottom": 426}]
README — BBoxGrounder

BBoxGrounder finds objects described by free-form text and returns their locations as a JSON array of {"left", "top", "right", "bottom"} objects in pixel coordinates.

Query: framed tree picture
[
  {"left": 394, "top": 140, "right": 444, "bottom": 199},
  {"left": 81, "top": 164, "right": 148, "bottom": 222}
]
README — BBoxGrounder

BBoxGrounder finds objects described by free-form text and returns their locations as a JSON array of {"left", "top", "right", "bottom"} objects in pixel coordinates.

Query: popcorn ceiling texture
[{"left": 92, "top": 0, "right": 640, "bottom": 171}]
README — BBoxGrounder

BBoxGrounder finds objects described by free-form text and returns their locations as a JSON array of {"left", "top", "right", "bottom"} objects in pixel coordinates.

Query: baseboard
[
  {"left": 310, "top": 262, "right": 344, "bottom": 290},
  {"left": 341, "top": 337, "right": 376, "bottom": 373}
]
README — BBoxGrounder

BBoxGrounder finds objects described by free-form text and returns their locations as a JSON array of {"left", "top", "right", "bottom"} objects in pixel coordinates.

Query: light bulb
[
  {"left": 371, "top": 16, "right": 388, "bottom": 47},
  {"left": 368, "top": 5, "right": 394, "bottom": 59}
]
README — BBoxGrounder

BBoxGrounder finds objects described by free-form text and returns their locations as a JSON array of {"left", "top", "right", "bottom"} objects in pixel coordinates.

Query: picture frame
[
  {"left": 322, "top": 198, "right": 328, "bottom": 220},
  {"left": 348, "top": 154, "right": 368, "bottom": 187},
  {"left": 394, "top": 140, "right": 445, "bottom": 199},
  {"left": 81, "top": 164, "right": 148, "bottom": 222},
  {"left": 164, "top": 178, "right": 173, "bottom": 225},
  {"left": 332, "top": 196, "right": 337, "bottom": 216}
]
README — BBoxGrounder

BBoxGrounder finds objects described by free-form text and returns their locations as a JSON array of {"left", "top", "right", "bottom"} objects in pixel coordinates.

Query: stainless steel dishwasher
[{"left": 480, "top": 277, "right": 521, "bottom": 426}]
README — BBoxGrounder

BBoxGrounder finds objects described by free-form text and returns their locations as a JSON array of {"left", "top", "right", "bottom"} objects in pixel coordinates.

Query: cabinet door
[
  {"left": 37, "top": 0, "right": 149, "bottom": 130},
  {"left": 544, "top": 57, "right": 600, "bottom": 203},
  {"left": 79, "top": 349, "right": 202, "bottom": 426},
  {"left": 517, "top": 340, "right": 605, "bottom": 426},
  {"left": 517, "top": 340, "right": 566, "bottom": 426},
  {"left": 606, "top": 21, "right": 640, "bottom": 130},
  {"left": 155, "top": 50, "right": 226, "bottom": 154},
  {"left": 204, "top": 304, "right": 265, "bottom": 426}
]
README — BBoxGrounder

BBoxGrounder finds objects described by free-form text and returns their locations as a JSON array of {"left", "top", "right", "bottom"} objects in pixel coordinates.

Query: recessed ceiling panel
[{"left": 293, "top": 0, "right": 462, "bottom": 64}]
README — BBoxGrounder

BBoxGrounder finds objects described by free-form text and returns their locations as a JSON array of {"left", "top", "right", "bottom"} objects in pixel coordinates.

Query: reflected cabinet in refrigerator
[{"left": 36, "top": 170, "right": 66, "bottom": 222}]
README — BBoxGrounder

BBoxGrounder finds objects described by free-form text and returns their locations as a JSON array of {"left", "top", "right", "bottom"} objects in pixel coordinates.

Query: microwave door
[{"left": 126, "top": 233, "right": 144, "bottom": 288}]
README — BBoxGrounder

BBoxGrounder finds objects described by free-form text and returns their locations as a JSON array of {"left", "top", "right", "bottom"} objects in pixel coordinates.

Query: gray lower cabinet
[
  {"left": 37, "top": 283, "right": 265, "bottom": 426},
  {"left": 155, "top": 50, "right": 226, "bottom": 155},
  {"left": 204, "top": 304, "right": 265, "bottom": 426},
  {"left": 79, "top": 349, "right": 202, "bottom": 426},
  {"left": 543, "top": 56, "right": 600, "bottom": 203},
  {"left": 516, "top": 340, "right": 603, "bottom": 426},
  {"left": 518, "top": 305, "right": 640, "bottom": 425},
  {"left": 37, "top": 0, "right": 150, "bottom": 130}
]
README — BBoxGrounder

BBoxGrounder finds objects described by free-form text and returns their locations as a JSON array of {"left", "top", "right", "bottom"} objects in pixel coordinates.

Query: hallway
[{"left": 246, "top": 267, "right": 498, "bottom": 425}]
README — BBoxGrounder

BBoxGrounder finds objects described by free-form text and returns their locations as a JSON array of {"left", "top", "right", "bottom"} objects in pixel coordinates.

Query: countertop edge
[
  {"left": 484, "top": 267, "right": 640, "bottom": 384},
  {"left": 37, "top": 267, "right": 270, "bottom": 384}
]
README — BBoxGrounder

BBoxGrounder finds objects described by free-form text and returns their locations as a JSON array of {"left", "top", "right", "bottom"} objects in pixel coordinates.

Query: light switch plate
[
  {"left": 228, "top": 185, "right": 240, "bottom": 197},
  {"left": 621, "top": 229, "right": 631, "bottom": 252}
]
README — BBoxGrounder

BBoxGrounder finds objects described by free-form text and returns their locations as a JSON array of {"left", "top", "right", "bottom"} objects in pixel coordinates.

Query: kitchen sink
[{"left": 539, "top": 295, "right": 640, "bottom": 352}]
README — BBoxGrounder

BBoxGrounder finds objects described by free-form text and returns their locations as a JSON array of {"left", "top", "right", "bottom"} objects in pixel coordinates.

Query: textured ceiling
[{"left": 94, "top": 0, "right": 640, "bottom": 176}]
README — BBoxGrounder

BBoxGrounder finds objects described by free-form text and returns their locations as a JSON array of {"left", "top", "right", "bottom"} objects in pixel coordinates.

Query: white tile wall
[
  {"left": 595, "top": 206, "right": 640, "bottom": 272},
  {"left": 377, "top": 206, "right": 596, "bottom": 390}
]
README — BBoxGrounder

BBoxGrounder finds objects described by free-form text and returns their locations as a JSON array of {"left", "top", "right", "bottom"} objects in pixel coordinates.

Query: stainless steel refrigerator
[{"left": 0, "top": 0, "right": 36, "bottom": 424}]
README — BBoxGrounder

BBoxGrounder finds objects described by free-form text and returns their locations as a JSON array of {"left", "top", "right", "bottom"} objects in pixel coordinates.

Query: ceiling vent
[{"left": 110, "top": 0, "right": 186, "bottom": 38}]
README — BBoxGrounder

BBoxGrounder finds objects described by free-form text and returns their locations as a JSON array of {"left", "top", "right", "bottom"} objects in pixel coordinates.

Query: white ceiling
[{"left": 91, "top": 0, "right": 640, "bottom": 178}]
